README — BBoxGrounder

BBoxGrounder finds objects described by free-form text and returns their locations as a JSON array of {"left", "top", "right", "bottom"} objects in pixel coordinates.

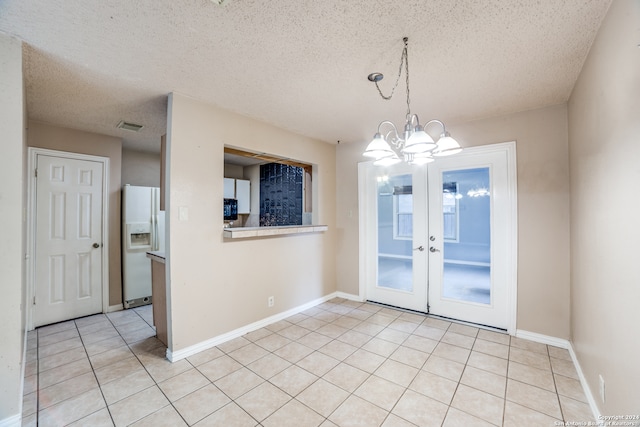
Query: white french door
[
  {"left": 360, "top": 162, "right": 428, "bottom": 312},
  {"left": 360, "top": 142, "right": 517, "bottom": 331}
]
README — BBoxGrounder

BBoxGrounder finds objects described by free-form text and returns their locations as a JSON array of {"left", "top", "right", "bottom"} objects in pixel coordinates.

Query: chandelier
[{"left": 363, "top": 37, "right": 462, "bottom": 166}]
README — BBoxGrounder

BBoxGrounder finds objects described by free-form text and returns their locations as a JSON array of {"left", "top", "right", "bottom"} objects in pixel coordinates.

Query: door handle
[
  {"left": 414, "top": 246, "right": 425, "bottom": 252},
  {"left": 92, "top": 243, "right": 100, "bottom": 249},
  {"left": 429, "top": 246, "right": 440, "bottom": 253}
]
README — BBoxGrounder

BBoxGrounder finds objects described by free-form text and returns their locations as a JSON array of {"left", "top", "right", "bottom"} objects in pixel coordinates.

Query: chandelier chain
[
  {"left": 404, "top": 38, "right": 410, "bottom": 118},
  {"left": 364, "top": 37, "right": 463, "bottom": 164},
  {"left": 373, "top": 38, "right": 409, "bottom": 106}
]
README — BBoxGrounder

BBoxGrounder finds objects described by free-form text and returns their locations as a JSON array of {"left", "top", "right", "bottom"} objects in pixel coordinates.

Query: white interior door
[
  {"left": 361, "top": 162, "right": 428, "bottom": 312},
  {"left": 427, "top": 147, "right": 515, "bottom": 330},
  {"left": 360, "top": 143, "right": 517, "bottom": 331},
  {"left": 34, "top": 154, "right": 104, "bottom": 327}
]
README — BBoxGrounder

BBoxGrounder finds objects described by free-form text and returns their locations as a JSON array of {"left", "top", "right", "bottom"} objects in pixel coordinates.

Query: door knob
[
  {"left": 429, "top": 246, "right": 440, "bottom": 253},
  {"left": 92, "top": 243, "right": 100, "bottom": 249},
  {"left": 414, "top": 246, "right": 425, "bottom": 252}
]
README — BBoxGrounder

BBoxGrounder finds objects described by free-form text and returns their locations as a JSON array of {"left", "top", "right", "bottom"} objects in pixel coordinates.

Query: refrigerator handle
[
  {"left": 152, "top": 188, "right": 160, "bottom": 251},
  {"left": 153, "top": 214, "right": 159, "bottom": 251}
]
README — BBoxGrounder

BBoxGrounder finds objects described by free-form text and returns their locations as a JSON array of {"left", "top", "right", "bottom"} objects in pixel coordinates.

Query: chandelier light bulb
[
  {"left": 403, "top": 126, "right": 436, "bottom": 154},
  {"left": 363, "top": 133, "right": 393, "bottom": 159},
  {"left": 433, "top": 134, "right": 463, "bottom": 157},
  {"left": 409, "top": 152, "right": 435, "bottom": 165},
  {"left": 374, "top": 154, "right": 401, "bottom": 166}
]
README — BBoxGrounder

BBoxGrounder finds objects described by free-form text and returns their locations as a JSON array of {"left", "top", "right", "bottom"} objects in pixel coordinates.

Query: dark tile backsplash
[{"left": 260, "top": 163, "right": 303, "bottom": 226}]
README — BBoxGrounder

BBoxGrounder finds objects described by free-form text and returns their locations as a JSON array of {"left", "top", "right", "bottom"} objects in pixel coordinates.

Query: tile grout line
[
  {"left": 30, "top": 299, "right": 588, "bottom": 427},
  {"left": 110, "top": 307, "right": 193, "bottom": 427},
  {"left": 35, "top": 329, "right": 40, "bottom": 425},
  {"left": 77, "top": 314, "right": 117, "bottom": 426},
  {"left": 548, "top": 343, "right": 567, "bottom": 423},
  {"left": 501, "top": 332, "right": 512, "bottom": 427}
]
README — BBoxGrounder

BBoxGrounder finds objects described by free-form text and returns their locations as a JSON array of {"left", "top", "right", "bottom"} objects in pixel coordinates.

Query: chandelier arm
[
  {"left": 424, "top": 119, "right": 446, "bottom": 135},
  {"left": 408, "top": 114, "right": 420, "bottom": 127},
  {"left": 376, "top": 120, "right": 403, "bottom": 149},
  {"left": 385, "top": 133, "right": 404, "bottom": 156}
]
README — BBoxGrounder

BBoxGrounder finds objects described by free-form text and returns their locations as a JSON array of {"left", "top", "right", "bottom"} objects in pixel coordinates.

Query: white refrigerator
[{"left": 122, "top": 185, "right": 165, "bottom": 309}]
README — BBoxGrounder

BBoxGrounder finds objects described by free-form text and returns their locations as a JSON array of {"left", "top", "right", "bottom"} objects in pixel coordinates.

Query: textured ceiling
[{"left": 0, "top": 0, "right": 612, "bottom": 153}]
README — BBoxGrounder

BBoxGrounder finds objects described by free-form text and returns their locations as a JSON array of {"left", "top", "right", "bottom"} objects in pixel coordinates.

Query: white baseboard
[
  {"left": 107, "top": 304, "right": 123, "bottom": 313},
  {"left": 567, "top": 343, "right": 602, "bottom": 421},
  {"left": 0, "top": 413, "right": 21, "bottom": 427},
  {"left": 515, "top": 329, "right": 601, "bottom": 421},
  {"left": 8, "top": 325, "right": 30, "bottom": 427},
  {"left": 515, "top": 329, "right": 570, "bottom": 349},
  {"left": 335, "top": 291, "right": 364, "bottom": 302},
  {"left": 167, "top": 292, "right": 340, "bottom": 362}
]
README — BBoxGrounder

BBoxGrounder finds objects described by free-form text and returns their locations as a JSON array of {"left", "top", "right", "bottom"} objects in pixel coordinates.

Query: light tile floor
[{"left": 22, "top": 299, "right": 595, "bottom": 426}]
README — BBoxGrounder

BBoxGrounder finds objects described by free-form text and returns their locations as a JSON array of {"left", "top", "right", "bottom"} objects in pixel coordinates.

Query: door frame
[
  {"left": 26, "top": 147, "right": 110, "bottom": 331},
  {"left": 358, "top": 141, "right": 518, "bottom": 334}
]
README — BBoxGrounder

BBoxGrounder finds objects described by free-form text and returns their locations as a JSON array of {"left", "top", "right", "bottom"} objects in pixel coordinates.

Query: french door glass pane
[
  {"left": 442, "top": 168, "right": 491, "bottom": 304},
  {"left": 377, "top": 174, "right": 413, "bottom": 291}
]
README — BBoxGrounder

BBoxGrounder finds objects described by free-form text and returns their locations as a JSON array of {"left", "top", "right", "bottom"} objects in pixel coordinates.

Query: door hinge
[
  {"left": 34, "top": 168, "right": 37, "bottom": 177},
  {"left": 33, "top": 296, "right": 36, "bottom": 305}
]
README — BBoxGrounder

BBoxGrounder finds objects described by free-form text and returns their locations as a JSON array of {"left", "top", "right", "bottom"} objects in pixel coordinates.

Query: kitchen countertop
[{"left": 223, "top": 224, "right": 328, "bottom": 239}]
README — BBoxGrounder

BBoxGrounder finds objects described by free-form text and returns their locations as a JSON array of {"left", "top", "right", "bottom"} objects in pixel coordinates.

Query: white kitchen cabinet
[
  {"left": 223, "top": 178, "right": 235, "bottom": 199},
  {"left": 223, "top": 178, "right": 251, "bottom": 214},
  {"left": 236, "top": 179, "right": 250, "bottom": 214}
]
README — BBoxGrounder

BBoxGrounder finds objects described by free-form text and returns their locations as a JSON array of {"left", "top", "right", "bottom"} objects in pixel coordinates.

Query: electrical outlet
[
  {"left": 268, "top": 296, "right": 274, "bottom": 307},
  {"left": 599, "top": 374, "right": 605, "bottom": 403}
]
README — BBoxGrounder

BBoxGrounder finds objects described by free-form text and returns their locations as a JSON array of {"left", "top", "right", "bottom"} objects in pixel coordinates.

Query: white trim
[
  {"left": 14, "top": 326, "right": 29, "bottom": 426},
  {"left": 26, "top": 148, "right": 111, "bottom": 330},
  {"left": 357, "top": 162, "right": 369, "bottom": 305},
  {"left": 335, "top": 292, "right": 364, "bottom": 302},
  {"left": 451, "top": 141, "right": 518, "bottom": 334},
  {"left": 107, "top": 304, "right": 124, "bottom": 313},
  {"left": 505, "top": 142, "right": 518, "bottom": 335},
  {"left": 167, "top": 292, "right": 340, "bottom": 362},
  {"left": 0, "top": 414, "right": 21, "bottom": 427},
  {"left": 515, "top": 330, "right": 601, "bottom": 421},
  {"left": 515, "top": 329, "right": 570, "bottom": 349},
  {"left": 567, "top": 344, "right": 602, "bottom": 422}
]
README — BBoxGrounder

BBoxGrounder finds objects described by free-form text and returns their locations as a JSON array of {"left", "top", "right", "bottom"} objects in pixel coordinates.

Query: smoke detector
[{"left": 116, "top": 121, "right": 144, "bottom": 132}]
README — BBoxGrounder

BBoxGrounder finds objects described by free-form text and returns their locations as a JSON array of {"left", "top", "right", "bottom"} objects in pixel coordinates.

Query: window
[
  {"left": 443, "top": 182, "right": 460, "bottom": 242},
  {"left": 393, "top": 185, "right": 413, "bottom": 240}
]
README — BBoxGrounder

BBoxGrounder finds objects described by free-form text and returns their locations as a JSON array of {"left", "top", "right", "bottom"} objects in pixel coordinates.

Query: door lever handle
[
  {"left": 414, "top": 246, "right": 425, "bottom": 252},
  {"left": 429, "top": 246, "right": 440, "bottom": 253}
]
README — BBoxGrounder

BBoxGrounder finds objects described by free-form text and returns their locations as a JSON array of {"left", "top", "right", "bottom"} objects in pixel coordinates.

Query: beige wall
[
  {"left": 223, "top": 164, "right": 244, "bottom": 179},
  {"left": 336, "top": 104, "right": 571, "bottom": 338},
  {"left": 122, "top": 148, "right": 161, "bottom": 187},
  {"left": 0, "top": 33, "right": 25, "bottom": 421},
  {"left": 28, "top": 121, "right": 124, "bottom": 306},
  {"left": 166, "top": 93, "right": 337, "bottom": 351},
  {"left": 568, "top": 0, "right": 640, "bottom": 414}
]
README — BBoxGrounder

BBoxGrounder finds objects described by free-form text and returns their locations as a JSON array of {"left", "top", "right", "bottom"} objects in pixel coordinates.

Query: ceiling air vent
[{"left": 117, "top": 121, "right": 144, "bottom": 132}]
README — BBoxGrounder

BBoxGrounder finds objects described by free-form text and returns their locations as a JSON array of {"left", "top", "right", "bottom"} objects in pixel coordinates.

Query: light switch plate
[{"left": 179, "top": 206, "right": 189, "bottom": 221}]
